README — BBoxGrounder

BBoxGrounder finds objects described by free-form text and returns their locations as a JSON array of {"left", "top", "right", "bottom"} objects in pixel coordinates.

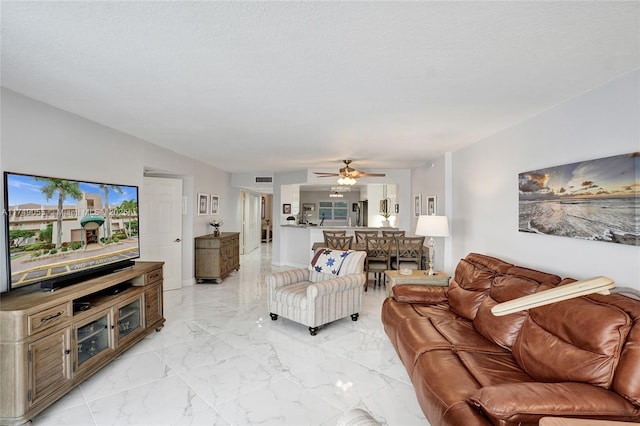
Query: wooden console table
[
  {"left": 0, "top": 261, "right": 165, "bottom": 426},
  {"left": 194, "top": 232, "right": 240, "bottom": 283},
  {"left": 384, "top": 270, "right": 450, "bottom": 296}
]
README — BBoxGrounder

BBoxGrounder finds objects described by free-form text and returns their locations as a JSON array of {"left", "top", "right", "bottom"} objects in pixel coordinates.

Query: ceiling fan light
[{"left": 337, "top": 177, "right": 356, "bottom": 185}]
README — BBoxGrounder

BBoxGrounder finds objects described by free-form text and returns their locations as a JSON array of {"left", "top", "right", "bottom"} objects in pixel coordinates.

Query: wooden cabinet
[
  {"left": 194, "top": 232, "right": 240, "bottom": 283},
  {"left": 0, "top": 262, "right": 164, "bottom": 426},
  {"left": 28, "top": 327, "right": 72, "bottom": 408}
]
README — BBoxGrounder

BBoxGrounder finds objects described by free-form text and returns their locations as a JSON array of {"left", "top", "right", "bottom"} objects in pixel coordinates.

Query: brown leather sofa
[{"left": 381, "top": 253, "right": 640, "bottom": 426}]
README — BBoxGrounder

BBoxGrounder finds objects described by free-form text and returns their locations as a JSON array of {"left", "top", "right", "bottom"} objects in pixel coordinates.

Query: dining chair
[
  {"left": 354, "top": 230, "right": 378, "bottom": 246},
  {"left": 323, "top": 230, "right": 347, "bottom": 239},
  {"left": 364, "top": 236, "right": 393, "bottom": 291},
  {"left": 325, "top": 235, "right": 353, "bottom": 250},
  {"left": 392, "top": 236, "right": 425, "bottom": 270},
  {"left": 382, "top": 230, "right": 405, "bottom": 238}
]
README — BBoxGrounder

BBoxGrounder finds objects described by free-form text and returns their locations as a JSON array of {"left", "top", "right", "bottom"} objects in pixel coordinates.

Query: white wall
[
  {"left": 0, "top": 88, "right": 238, "bottom": 292},
  {"left": 451, "top": 70, "right": 640, "bottom": 289}
]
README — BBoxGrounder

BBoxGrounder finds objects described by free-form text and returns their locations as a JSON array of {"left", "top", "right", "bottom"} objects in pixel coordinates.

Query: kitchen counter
[{"left": 279, "top": 225, "right": 399, "bottom": 268}]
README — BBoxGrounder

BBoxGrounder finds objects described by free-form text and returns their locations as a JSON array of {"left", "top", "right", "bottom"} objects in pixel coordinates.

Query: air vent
[{"left": 255, "top": 176, "right": 273, "bottom": 183}]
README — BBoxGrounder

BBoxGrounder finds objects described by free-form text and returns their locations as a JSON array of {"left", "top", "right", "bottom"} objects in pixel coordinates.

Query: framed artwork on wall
[
  {"left": 210, "top": 195, "right": 219, "bottom": 215},
  {"left": 427, "top": 195, "right": 437, "bottom": 215},
  {"left": 283, "top": 203, "right": 291, "bottom": 214},
  {"left": 518, "top": 152, "right": 639, "bottom": 246},
  {"left": 197, "top": 193, "right": 208, "bottom": 216},
  {"left": 414, "top": 194, "right": 422, "bottom": 217}
]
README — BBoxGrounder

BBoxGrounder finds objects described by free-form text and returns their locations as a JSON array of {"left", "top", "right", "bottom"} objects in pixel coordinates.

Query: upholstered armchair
[{"left": 266, "top": 249, "right": 366, "bottom": 335}]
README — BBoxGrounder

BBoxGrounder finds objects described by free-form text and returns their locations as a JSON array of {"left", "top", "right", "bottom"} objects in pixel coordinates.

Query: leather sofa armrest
[
  {"left": 469, "top": 382, "right": 640, "bottom": 424},
  {"left": 392, "top": 284, "right": 448, "bottom": 304}
]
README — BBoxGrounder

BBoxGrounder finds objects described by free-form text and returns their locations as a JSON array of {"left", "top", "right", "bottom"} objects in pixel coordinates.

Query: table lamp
[{"left": 415, "top": 215, "right": 449, "bottom": 275}]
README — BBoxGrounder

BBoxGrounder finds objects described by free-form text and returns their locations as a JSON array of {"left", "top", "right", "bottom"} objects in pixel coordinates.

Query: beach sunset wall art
[{"left": 519, "top": 152, "right": 639, "bottom": 246}]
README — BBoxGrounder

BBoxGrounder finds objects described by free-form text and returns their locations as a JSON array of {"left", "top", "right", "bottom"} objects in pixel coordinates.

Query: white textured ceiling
[{"left": 2, "top": 1, "right": 639, "bottom": 174}]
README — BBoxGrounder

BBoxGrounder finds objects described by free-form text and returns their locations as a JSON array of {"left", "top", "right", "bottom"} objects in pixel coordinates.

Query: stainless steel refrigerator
[{"left": 356, "top": 200, "right": 368, "bottom": 227}]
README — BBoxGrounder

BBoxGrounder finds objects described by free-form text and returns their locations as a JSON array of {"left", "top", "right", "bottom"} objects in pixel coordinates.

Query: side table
[{"left": 384, "top": 270, "right": 450, "bottom": 296}]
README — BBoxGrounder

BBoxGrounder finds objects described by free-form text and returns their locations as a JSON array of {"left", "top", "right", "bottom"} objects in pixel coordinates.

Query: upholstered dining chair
[
  {"left": 364, "top": 236, "right": 393, "bottom": 291},
  {"left": 354, "top": 230, "right": 378, "bottom": 246},
  {"left": 266, "top": 248, "right": 366, "bottom": 335},
  {"left": 324, "top": 235, "right": 353, "bottom": 250},
  {"left": 392, "top": 236, "right": 425, "bottom": 270},
  {"left": 382, "top": 230, "right": 405, "bottom": 238}
]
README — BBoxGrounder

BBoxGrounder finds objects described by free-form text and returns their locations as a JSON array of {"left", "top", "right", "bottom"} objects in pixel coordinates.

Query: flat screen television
[{"left": 3, "top": 171, "right": 140, "bottom": 291}]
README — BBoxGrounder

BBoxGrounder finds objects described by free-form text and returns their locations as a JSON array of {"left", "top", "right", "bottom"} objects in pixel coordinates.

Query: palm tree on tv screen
[
  {"left": 36, "top": 178, "right": 83, "bottom": 249},
  {"left": 100, "top": 184, "right": 123, "bottom": 240},
  {"left": 118, "top": 199, "right": 138, "bottom": 237}
]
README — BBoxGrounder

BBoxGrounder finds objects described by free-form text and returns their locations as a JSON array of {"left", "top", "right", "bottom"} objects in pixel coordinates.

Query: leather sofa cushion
[
  {"left": 411, "top": 349, "right": 484, "bottom": 425},
  {"left": 512, "top": 288, "right": 632, "bottom": 388},
  {"left": 430, "top": 318, "right": 506, "bottom": 353},
  {"left": 381, "top": 298, "right": 456, "bottom": 349},
  {"left": 473, "top": 275, "right": 542, "bottom": 349},
  {"left": 469, "top": 382, "right": 640, "bottom": 424},
  {"left": 392, "top": 284, "right": 448, "bottom": 304},
  {"left": 457, "top": 351, "right": 533, "bottom": 387},
  {"left": 504, "top": 265, "right": 561, "bottom": 285},
  {"left": 395, "top": 318, "right": 453, "bottom": 371},
  {"left": 465, "top": 253, "right": 513, "bottom": 274},
  {"left": 594, "top": 293, "right": 640, "bottom": 406},
  {"left": 448, "top": 259, "right": 495, "bottom": 320}
]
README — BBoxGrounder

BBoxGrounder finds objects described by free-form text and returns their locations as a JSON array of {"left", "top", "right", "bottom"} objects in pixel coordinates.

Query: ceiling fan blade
[
  {"left": 314, "top": 160, "right": 385, "bottom": 180},
  {"left": 358, "top": 173, "right": 386, "bottom": 177},
  {"left": 313, "top": 172, "right": 340, "bottom": 177}
]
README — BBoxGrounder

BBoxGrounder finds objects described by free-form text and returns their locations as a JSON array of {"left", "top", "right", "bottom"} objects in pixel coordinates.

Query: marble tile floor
[{"left": 32, "top": 244, "right": 429, "bottom": 426}]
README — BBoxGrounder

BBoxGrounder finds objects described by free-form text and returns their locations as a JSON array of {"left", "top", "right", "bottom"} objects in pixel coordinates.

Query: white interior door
[
  {"left": 140, "top": 177, "right": 183, "bottom": 291},
  {"left": 242, "top": 192, "right": 260, "bottom": 253}
]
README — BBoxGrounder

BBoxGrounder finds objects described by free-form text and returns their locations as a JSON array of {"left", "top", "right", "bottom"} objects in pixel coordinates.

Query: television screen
[{"left": 4, "top": 172, "right": 140, "bottom": 290}]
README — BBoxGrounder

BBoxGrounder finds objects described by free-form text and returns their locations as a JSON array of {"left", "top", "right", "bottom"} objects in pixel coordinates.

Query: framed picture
[
  {"left": 210, "top": 195, "right": 219, "bottom": 215},
  {"left": 261, "top": 196, "right": 266, "bottom": 219},
  {"left": 394, "top": 203, "right": 399, "bottom": 213},
  {"left": 283, "top": 203, "right": 291, "bottom": 214},
  {"left": 197, "top": 193, "right": 208, "bottom": 216},
  {"left": 427, "top": 195, "right": 437, "bottom": 215},
  {"left": 518, "top": 152, "right": 638, "bottom": 246},
  {"left": 414, "top": 194, "right": 422, "bottom": 217}
]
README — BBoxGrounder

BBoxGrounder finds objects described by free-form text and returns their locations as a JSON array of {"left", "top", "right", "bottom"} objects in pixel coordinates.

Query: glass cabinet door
[
  {"left": 76, "top": 313, "right": 110, "bottom": 368},
  {"left": 117, "top": 298, "right": 142, "bottom": 339}
]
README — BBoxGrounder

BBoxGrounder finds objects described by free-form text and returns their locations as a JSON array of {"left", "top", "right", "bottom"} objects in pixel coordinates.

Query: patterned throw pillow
[{"left": 309, "top": 249, "right": 353, "bottom": 276}]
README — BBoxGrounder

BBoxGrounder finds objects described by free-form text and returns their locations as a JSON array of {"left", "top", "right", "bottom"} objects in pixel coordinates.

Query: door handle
[{"left": 174, "top": 238, "right": 181, "bottom": 242}]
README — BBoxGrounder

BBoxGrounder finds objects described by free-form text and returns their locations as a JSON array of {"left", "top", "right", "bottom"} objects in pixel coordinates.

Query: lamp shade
[{"left": 415, "top": 215, "right": 449, "bottom": 237}]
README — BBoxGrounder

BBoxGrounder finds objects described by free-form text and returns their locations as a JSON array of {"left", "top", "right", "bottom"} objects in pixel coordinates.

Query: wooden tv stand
[{"left": 0, "top": 261, "right": 165, "bottom": 426}]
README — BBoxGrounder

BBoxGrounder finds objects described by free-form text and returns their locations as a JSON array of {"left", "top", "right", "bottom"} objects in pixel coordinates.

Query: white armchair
[{"left": 266, "top": 249, "right": 366, "bottom": 335}]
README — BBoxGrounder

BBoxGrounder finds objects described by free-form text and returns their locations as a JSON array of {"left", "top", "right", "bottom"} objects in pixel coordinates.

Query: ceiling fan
[{"left": 313, "top": 160, "right": 386, "bottom": 183}]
